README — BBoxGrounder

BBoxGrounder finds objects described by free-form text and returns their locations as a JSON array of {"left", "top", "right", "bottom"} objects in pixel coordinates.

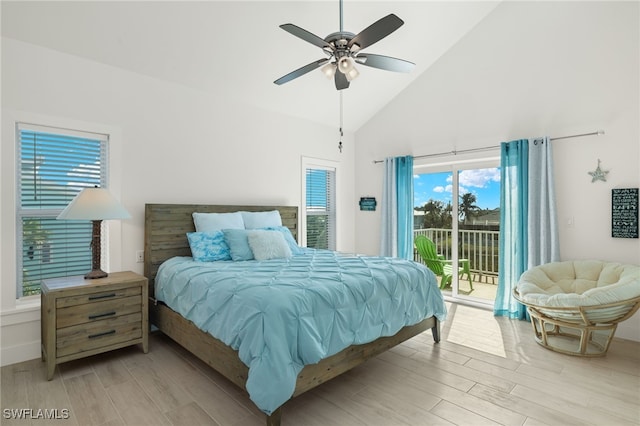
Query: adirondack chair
[{"left": 415, "top": 235, "right": 473, "bottom": 291}]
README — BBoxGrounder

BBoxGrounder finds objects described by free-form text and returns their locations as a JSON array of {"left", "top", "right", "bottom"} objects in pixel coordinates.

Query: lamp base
[
  {"left": 86, "top": 220, "right": 107, "bottom": 280},
  {"left": 85, "top": 269, "right": 108, "bottom": 280}
]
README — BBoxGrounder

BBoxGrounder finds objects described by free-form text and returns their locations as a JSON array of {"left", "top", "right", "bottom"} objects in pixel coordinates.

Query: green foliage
[
  {"left": 307, "top": 215, "right": 328, "bottom": 249},
  {"left": 459, "top": 192, "right": 480, "bottom": 223},
  {"left": 415, "top": 199, "right": 452, "bottom": 229},
  {"left": 22, "top": 218, "right": 51, "bottom": 296}
]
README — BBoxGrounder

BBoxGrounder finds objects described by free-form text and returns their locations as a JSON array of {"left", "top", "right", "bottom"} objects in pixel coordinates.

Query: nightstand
[{"left": 41, "top": 271, "right": 149, "bottom": 380}]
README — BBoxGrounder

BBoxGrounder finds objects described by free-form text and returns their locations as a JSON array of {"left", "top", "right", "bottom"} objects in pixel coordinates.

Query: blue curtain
[
  {"left": 495, "top": 138, "right": 560, "bottom": 319},
  {"left": 495, "top": 140, "right": 529, "bottom": 319},
  {"left": 380, "top": 156, "right": 414, "bottom": 259},
  {"left": 396, "top": 156, "right": 414, "bottom": 259}
]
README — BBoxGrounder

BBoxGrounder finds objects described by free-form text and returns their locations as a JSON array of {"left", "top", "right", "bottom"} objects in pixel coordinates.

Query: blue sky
[{"left": 414, "top": 168, "right": 501, "bottom": 210}]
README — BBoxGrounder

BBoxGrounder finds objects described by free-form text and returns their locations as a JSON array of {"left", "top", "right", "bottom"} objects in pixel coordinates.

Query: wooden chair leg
[
  {"left": 461, "top": 260, "right": 473, "bottom": 291},
  {"left": 440, "top": 273, "right": 452, "bottom": 289}
]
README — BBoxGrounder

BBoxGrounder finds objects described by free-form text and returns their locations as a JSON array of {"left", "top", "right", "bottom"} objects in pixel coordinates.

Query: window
[
  {"left": 304, "top": 164, "right": 336, "bottom": 250},
  {"left": 17, "top": 124, "right": 108, "bottom": 297}
]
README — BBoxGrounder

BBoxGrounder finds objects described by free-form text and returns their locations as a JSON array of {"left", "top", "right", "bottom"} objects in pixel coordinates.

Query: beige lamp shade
[
  {"left": 57, "top": 187, "right": 130, "bottom": 220},
  {"left": 57, "top": 186, "right": 129, "bottom": 279}
]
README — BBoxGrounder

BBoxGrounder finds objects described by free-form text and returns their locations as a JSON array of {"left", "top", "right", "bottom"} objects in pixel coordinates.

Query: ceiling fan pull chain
[{"left": 338, "top": 91, "right": 344, "bottom": 153}]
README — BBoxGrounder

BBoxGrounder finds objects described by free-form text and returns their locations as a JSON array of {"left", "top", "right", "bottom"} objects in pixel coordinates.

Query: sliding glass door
[{"left": 414, "top": 161, "right": 500, "bottom": 304}]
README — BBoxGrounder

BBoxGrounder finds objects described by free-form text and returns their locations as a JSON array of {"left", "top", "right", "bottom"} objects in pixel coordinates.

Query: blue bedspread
[{"left": 155, "top": 249, "right": 446, "bottom": 414}]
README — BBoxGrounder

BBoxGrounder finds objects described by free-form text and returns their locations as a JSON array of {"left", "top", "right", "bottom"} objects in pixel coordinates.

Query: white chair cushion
[{"left": 517, "top": 261, "right": 640, "bottom": 308}]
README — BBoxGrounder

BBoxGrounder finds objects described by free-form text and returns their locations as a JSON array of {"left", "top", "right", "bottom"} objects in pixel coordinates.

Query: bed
[{"left": 144, "top": 203, "right": 446, "bottom": 425}]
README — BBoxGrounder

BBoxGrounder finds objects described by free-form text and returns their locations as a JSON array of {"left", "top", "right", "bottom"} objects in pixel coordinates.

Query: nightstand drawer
[
  {"left": 57, "top": 295, "right": 142, "bottom": 328},
  {"left": 56, "top": 312, "right": 143, "bottom": 358},
  {"left": 56, "top": 286, "right": 141, "bottom": 308}
]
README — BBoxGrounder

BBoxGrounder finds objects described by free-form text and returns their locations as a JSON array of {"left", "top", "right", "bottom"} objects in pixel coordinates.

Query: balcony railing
[{"left": 413, "top": 228, "right": 500, "bottom": 283}]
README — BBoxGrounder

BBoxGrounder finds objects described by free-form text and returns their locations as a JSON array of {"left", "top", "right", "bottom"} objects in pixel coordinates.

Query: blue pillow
[
  {"left": 241, "top": 210, "right": 282, "bottom": 229},
  {"left": 223, "top": 229, "right": 254, "bottom": 261},
  {"left": 186, "top": 231, "right": 231, "bottom": 262},
  {"left": 192, "top": 211, "right": 244, "bottom": 232},
  {"left": 264, "top": 226, "right": 304, "bottom": 255}
]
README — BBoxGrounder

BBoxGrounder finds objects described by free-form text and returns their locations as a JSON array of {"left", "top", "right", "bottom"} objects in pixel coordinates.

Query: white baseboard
[
  {"left": 1, "top": 340, "right": 41, "bottom": 367},
  {"left": 1, "top": 302, "right": 42, "bottom": 366},
  {"left": 616, "top": 314, "right": 640, "bottom": 342}
]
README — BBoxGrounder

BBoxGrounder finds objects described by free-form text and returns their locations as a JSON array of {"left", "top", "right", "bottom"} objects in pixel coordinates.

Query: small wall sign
[
  {"left": 359, "top": 197, "right": 377, "bottom": 211},
  {"left": 612, "top": 188, "right": 638, "bottom": 238}
]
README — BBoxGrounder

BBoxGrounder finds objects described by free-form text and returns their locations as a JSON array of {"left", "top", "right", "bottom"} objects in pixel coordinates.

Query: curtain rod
[{"left": 372, "top": 130, "right": 605, "bottom": 164}]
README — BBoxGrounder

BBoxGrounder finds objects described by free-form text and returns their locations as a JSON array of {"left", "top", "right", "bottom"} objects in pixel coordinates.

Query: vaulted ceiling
[{"left": 1, "top": 1, "right": 500, "bottom": 131}]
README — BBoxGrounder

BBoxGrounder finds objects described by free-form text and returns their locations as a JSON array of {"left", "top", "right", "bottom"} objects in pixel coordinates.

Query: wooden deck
[{"left": 437, "top": 274, "right": 498, "bottom": 302}]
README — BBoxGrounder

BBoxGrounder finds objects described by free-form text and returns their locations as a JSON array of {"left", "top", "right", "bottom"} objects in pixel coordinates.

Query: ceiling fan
[{"left": 274, "top": 0, "right": 415, "bottom": 90}]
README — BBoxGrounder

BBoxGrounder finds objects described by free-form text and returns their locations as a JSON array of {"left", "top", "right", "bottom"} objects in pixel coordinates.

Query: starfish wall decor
[{"left": 588, "top": 159, "right": 609, "bottom": 183}]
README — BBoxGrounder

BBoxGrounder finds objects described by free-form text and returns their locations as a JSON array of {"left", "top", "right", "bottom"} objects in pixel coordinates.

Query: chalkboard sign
[
  {"left": 612, "top": 188, "right": 638, "bottom": 238},
  {"left": 359, "top": 197, "right": 377, "bottom": 211}
]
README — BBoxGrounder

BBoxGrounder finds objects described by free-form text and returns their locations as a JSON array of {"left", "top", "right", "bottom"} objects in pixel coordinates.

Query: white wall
[
  {"left": 354, "top": 2, "right": 640, "bottom": 340},
  {"left": 0, "top": 38, "right": 356, "bottom": 365},
  {"left": 1, "top": 1, "right": 638, "bottom": 366}
]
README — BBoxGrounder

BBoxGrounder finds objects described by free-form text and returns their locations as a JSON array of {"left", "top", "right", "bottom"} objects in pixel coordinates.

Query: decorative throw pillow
[
  {"left": 223, "top": 229, "right": 254, "bottom": 261},
  {"left": 186, "top": 231, "right": 231, "bottom": 262},
  {"left": 241, "top": 210, "right": 283, "bottom": 229},
  {"left": 193, "top": 211, "right": 244, "bottom": 232},
  {"left": 247, "top": 230, "right": 292, "bottom": 261},
  {"left": 263, "top": 226, "right": 304, "bottom": 255}
]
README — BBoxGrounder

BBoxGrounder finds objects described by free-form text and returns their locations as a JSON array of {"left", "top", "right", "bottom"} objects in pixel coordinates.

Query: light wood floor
[{"left": 2, "top": 303, "right": 639, "bottom": 426}]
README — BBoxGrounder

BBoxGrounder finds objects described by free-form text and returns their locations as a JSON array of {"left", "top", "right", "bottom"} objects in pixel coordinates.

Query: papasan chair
[{"left": 514, "top": 260, "right": 640, "bottom": 357}]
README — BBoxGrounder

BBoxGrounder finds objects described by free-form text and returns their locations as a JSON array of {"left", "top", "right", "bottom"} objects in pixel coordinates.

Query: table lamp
[{"left": 57, "top": 186, "right": 131, "bottom": 279}]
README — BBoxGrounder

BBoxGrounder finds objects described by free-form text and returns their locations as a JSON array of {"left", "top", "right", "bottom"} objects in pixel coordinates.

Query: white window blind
[
  {"left": 305, "top": 167, "right": 336, "bottom": 250},
  {"left": 17, "top": 124, "right": 108, "bottom": 296}
]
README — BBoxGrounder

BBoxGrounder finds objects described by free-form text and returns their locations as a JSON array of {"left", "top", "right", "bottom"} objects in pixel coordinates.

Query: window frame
[
  {"left": 301, "top": 157, "right": 338, "bottom": 250},
  {"left": 15, "top": 122, "right": 109, "bottom": 297}
]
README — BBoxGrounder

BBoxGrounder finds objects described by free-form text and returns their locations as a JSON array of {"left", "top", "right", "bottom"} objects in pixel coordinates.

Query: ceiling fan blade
[
  {"left": 348, "top": 14, "right": 404, "bottom": 51},
  {"left": 335, "top": 71, "right": 350, "bottom": 90},
  {"left": 280, "top": 24, "right": 333, "bottom": 50},
  {"left": 274, "top": 58, "right": 330, "bottom": 85},
  {"left": 355, "top": 53, "right": 415, "bottom": 73}
]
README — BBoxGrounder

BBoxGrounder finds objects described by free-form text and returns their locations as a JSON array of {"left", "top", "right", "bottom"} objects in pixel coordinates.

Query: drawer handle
[
  {"left": 88, "top": 311, "right": 116, "bottom": 320},
  {"left": 88, "top": 330, "right": 116, "bottom": 339},
  {"left": 88, "top": 293, "right": 116, "bottom": 301}
]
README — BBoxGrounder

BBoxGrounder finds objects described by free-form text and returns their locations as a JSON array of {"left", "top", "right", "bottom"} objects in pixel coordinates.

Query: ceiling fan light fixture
[
  {"left": 337, "top": 56, "right": 355, "bottom": 74},
  {"left": 345, "top": 67, "right": 359, "bottom": 82},
  {"left": 321, "top": 62, "right": 337, "bottom": 79}
]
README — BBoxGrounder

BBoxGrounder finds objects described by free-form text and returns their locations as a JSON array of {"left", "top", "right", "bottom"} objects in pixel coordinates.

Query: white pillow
[
  {"left": 193, "top": 211, "right": 244, "bottom": 232},
  {"left": 247, "top": 230, "right": 292, "bottom": 261},
  {"left": 241, "top": 210, "right": 282, "bottom": 229}
]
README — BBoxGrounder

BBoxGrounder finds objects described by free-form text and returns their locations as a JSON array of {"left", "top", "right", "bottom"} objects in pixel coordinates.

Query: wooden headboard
[{"left": 144, "top": 204, "right": 299, "bottom": 294}]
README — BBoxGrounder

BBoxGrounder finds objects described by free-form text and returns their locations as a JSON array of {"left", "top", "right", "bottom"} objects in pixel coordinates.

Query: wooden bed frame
[{"left": 144, "top": 203, "right": 440, "bottom": 426}]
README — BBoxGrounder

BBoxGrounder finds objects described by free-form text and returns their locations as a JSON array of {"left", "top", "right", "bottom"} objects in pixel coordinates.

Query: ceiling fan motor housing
[{"left": 325, "top": 31, "right": 359, "bottom": 76}]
